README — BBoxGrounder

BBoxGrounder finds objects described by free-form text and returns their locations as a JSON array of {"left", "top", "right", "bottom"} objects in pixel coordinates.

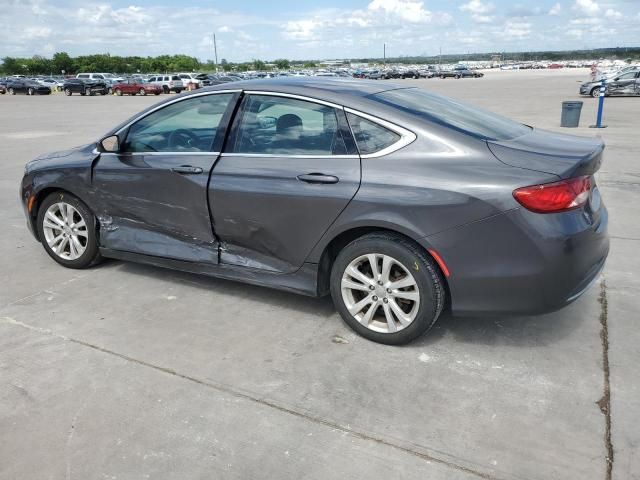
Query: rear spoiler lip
[{"left": 486, "top": 138, "right": 605, "bottom": 180}]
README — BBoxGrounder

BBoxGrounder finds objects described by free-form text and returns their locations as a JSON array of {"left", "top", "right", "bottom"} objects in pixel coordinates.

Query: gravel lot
[{"left": 1, "top": 69, "right": 638, "bottom": 480}]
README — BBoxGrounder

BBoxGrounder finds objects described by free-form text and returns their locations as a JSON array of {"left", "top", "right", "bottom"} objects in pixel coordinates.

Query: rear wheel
[
  {"left": 28, "top": 87, "right": 34, "bottom": 95},
  {"left": 330, "top": 233, "right": 445, "bottom": 345},
  {"left": 115, "top": 88, "right": 122, "bottom": 96},
  {"left": 139, "top": 88, "right": 146, "bottom": 96},
  {"left": 36, "top": 192, "right": 101, "bottom": 269},
  {"left": 64, "top": 88, "right": 72, "bottom": 96},
  {"left": 9, "top": 88, "right": 15, "bottom": 95},
  {"left": 163, "top": 86, "right": 169, "bottom": 94}
]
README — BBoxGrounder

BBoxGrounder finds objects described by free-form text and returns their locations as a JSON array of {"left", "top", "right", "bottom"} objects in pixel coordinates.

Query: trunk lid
[{"left": 487, "top": 128, "right": 604, "bottom": 179}]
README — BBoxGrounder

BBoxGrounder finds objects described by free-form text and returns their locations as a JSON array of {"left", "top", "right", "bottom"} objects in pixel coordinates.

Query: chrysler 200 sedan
[{"left": 20, "top": 78, "right": 609, "bottom": 345}]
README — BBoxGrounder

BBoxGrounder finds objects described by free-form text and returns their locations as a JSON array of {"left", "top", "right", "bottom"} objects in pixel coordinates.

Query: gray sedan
[{"left": 20, "top": 78, "right": 608, "bottom": 344}]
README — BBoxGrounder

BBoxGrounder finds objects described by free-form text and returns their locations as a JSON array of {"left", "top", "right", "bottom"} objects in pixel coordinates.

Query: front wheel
[
  {"left": 115, "top": 88, "right": 122, "bottom": 96},
  {"left": 36, "top": 192, "right": 101, "bottom": 269},
  {"left": 28, "top": 88, "right": 34, "bottom": 95},
  {"left": 330, "top": 233, "right": 445, "bottom": 345},
  {"left": 9, "top": 88, "right": 15, "bottom": 95},
  {"left": 139, "top": 88, "right": 146, "bottom": 96},
  {"left": 64, "top": 88, "right": 72, "bottom": 96},
  {"left": 591, "top": 87, "right": 602, "bottom": 98}
]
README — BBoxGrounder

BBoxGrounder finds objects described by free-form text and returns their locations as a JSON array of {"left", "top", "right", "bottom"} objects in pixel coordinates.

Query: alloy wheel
[
  {"left": 341, "top": 253, "right": 420, "bottom": 334},
  {"left": 42, "top": 202, "right": 88, "bottom": 261}
]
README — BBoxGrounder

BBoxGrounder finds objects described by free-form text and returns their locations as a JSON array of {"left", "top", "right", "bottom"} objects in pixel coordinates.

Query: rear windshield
[{"left": 371, "top": 88, "right": 531, "bottom": 141}]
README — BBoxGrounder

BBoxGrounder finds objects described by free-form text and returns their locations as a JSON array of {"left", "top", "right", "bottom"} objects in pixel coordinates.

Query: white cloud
[
  {"left": 573, "top": 0, "right": 600, "bottom": 16},
  {"left": 604, "top": 9, "right": 622, "bottom": 20},
  {"left": 459, "top": 0, "right": 495, "bottom": 24},
  {"left": 367, "top": 0, "right": 432, "bottom": 23},
  {"left": 549, "top": 3, "right": 561, "bottom": 16},
  {"left": 460, "top": 0, "right": 494, "bottom": 15}
]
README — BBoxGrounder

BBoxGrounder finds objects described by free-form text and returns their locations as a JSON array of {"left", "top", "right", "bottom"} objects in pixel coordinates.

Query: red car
[{"left": 113, "top": 79, "right": 162, "bottom": 96}]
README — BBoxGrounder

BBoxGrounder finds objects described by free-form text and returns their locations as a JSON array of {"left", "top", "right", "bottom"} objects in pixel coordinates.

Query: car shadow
[
  {"left": 111, "top": 259, "right": 337, "bottom": 318},
  {"left": 106, "top": 259, "right": 591, "bottom": 348}
]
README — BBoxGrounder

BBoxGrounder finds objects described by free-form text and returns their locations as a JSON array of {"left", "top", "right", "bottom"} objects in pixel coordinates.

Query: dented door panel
[
  {"left": 209, "top": 155, "right": 361, "bottom": 273},
  {"left": 93, "top": 152, "right": 219, "bottom": 263}
]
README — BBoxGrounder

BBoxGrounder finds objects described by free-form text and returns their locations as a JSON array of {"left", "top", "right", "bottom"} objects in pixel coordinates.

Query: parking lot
[{"left": 1, "top": 69, "right": 638, "bottom": 480}]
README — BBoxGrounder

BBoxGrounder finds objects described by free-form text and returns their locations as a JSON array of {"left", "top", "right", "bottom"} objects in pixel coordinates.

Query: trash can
[{"left": 561, "top": 101, "right": 583, "bottom": 128}]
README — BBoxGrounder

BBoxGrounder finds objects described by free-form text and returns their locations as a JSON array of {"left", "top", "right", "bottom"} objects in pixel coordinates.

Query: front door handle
[
  {"left": 297, "top": 173, "right": 339, "bottom": 184},
  {"left": 172, "top": 165, "right": 203, "bottom": 174}
]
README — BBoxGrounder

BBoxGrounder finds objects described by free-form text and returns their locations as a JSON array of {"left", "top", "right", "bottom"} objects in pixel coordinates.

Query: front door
[
  {"left": 93, "top": 92, "right": 238, "bottom": 263},
  {"left": 608, "top": 71, "right": 639, "bottom": 95},
  {"left": 209, "top": 93, "right": 361, "bottom": 273}
]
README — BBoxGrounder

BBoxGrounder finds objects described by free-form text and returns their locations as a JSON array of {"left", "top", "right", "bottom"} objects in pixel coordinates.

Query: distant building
[{"left": 319, "top": 59, "right": 350, "bottom": 67}]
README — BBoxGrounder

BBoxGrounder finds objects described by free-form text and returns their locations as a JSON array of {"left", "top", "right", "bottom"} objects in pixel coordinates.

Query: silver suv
[{"left": 147, "top": 75, "right": 184, "bottom": 94}]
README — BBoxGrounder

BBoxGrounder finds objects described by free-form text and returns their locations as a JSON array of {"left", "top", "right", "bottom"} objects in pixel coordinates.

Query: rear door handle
[
  {"left": 297, "top": 173, "right": 339, "bottom": 184},
  {"left": 172, "top": 165, "right": 203, "bottom": 174}
]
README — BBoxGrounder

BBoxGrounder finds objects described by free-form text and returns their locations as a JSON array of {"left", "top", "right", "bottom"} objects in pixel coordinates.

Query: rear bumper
[{"left": 425, "top": 205, "right": 609, "bottom": 316}]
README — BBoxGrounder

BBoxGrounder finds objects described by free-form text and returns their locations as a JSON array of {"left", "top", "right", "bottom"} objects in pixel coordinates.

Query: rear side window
[
  {"left": 231, "top": 95, "right": 348, "bottom": 156},
  {"left": 346, "top": 113, "right": 401, "bottom": 155},
  {"left": 172, "top": 76, "right": 181, "bottom": 81},
  {"left": 372, "top": 88, "right": 531, "bottom": 141}
]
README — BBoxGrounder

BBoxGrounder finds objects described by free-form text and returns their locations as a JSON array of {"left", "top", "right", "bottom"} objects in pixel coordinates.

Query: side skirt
[{"left": 99, "top": 247, "right": 321, "bottom": 297}]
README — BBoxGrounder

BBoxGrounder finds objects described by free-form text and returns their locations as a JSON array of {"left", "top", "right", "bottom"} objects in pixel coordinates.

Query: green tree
[
  {"left": 274, "top": 58, "right": 290, "bottom": 70},
  {"left": 252, "top": 59, "right": 265, "bottom": 70}
]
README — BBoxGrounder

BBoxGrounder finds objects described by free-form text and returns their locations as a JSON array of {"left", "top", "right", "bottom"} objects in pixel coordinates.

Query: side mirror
[{"left": 100, "top": 135, "right": 120, "bottom": 153}]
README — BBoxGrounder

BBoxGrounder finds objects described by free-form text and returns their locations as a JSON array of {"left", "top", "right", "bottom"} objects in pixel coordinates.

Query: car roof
[{"left": 199, "top": 77, "right": 405, "bottom": 104}]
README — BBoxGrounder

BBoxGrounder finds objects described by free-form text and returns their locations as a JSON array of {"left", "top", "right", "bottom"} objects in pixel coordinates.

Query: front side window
[
  {"left": 123, "top": 93, "right": 233, "bottom": 153},
  {"left": 232, "top": 95, "right": 348, "bottom": 155},
  {"left": 346, "top": 113, "right": 401, "bottom": 155}
]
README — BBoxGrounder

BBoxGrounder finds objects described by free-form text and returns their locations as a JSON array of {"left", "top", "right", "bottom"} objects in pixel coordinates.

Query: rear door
[
  {"left": 93, "top": 91, "right": 239, "bottom": 263},
  {"left": 209, "top": 92, "right": 360, "bottom": 273}
]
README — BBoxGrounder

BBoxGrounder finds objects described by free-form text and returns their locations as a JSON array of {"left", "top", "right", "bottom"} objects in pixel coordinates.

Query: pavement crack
[
  {"left": 597, "top": 278, "right": 614, "bottom": 480},
  {"left": 1, "top": 315, "right": 509, "bottom": 480}
]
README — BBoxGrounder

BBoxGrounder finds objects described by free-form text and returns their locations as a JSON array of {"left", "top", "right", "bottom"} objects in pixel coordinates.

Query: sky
[{"left": 0, "top": 0, "right": 638, "bottom": 61}]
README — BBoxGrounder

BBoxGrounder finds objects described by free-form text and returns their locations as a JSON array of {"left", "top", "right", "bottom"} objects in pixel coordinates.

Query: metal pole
[
  {"left": 383, "top": 43, "right": 386, "bottom": 66},
  {"left": 213, "top": 33, "right": 218, "bottom": 72},
  {"left": 590, "top": 79, "right": 607, "bottom": 129}
]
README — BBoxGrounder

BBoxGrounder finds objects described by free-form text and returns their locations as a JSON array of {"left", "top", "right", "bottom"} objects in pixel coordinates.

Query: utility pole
[
  {"left": 213, "top": 33, "right": 219, "bottom": 72},
  {"left": 383, "top": 43, "right": 386, "bottom": 66}
]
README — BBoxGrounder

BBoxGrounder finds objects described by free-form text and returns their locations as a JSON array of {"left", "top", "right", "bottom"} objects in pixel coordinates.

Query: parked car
[
  {"left": 177, "top": 73, "right": 210, "bottom": 87},
  {"left": 20, "top": 78, "right": 609, "bottom": 345},
  {"left": 113, "top": 78, "right": 162, "bottom": 96},
  {"left": 63, "top": 78, "right": 109, "bottom": 96},
  {"left": 381, "top": 70, "right": 403, "bottom": 79},
  {"left": 401, "top": 69, "right": 422, "bottom": 79},
  {"left": 440, "top": 69, "right": 483, "bottom": 79},
  {"left": 580, "top": 71, "right": 640, "bottom": 97},
  {"left": 147, "top": 74, "right": 184, "bottom": 93},
  {"left": 38, "top": 78, "right": 64, "bottom": 91},
  {"left": 364, "top": 70, "right": 384, "bottom": 80},
  {"left": 6, "top": 79, "right": 51, "bottom": 95}
]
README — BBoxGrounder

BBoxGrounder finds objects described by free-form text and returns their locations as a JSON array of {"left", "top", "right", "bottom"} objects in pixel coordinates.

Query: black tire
[
  {"left": 36, "top": 191, "right": 101, "bottom": 269},
  {"left": 107, "top": 87, "right": 113, "bottom": 95},
  {"left": 330, "top": 232, "right": 445, "bottom": 345},
  {"left": 64, "top": 88, "right": 72, "bottom": 96},
  {"left": 591, "top": 87, "right": 601, "bottom": 98},
  {"left": 80, "top": 91, "right": 86, "bottom": 96},
  {"left": 9, "top": 88, "right": 15, "bottom": 95},
  {"left": 28, "top": 88, "right": 34, "bottom": 95}
]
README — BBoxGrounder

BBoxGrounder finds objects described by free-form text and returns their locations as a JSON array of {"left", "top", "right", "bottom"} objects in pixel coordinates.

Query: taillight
[{"left": 513, "top": 176, "right": 592, "bottom": 213}]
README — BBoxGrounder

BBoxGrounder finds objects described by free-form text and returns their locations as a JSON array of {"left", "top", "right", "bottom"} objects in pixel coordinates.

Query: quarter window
[
  {"left": 346, "top": 112, "right": 401, "bottom": 155},
  {"left": 123, "top": 93, "right": 233, "bottom": 153},
  {"left": 232, "top": 95, "right": 348, "bottom": 155}
]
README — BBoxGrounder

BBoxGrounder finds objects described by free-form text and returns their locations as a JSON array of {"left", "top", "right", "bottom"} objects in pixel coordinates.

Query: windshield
[{"left": 371, "top": 88, "right": 531, "bottom": 141}]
